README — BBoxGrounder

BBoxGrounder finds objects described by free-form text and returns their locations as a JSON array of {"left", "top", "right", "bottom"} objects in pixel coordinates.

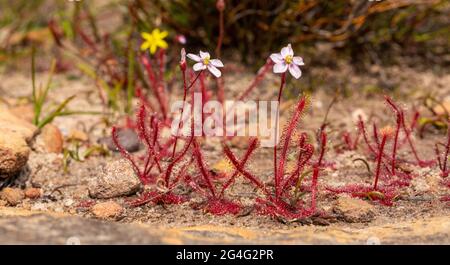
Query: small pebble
[
  {"left": 88, "top": 159, "right": 141, "bottom": 199},
  {"left": 99, "top": 128, "right": 140, "bottom": 153},
  {"left": 91, "top": 201, "right": 123, "bottom": 219},
  {"left": 0, "top": 187, "right": 24, "bottom": 206},
  {"left": 24, "top": 188, "right": 42, "bottom": 199},
  {"left": 34, "top": 124, "right": 64, "bottom": 153}
]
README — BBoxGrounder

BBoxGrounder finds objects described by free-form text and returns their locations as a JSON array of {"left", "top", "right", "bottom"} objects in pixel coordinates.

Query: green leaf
[
  {"left": 126, "top": 39, "right": 135, "bottom": 113},
  {"left": 37, "top": 95, "right": 76, "bottom": 128}
]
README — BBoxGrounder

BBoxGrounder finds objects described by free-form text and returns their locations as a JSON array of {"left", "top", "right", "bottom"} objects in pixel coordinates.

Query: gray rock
[
  {"left": 0, "top": 212, "right": 448, "bottom": 244},
  {"left": 0, "top": 214, "right": 164, "bottom": 244},
  {"left": 88, "top": 159, "right": 141, "bottom": 199},
  {"left": 99, "top": 128, "right": 141, "bottom": 153}
]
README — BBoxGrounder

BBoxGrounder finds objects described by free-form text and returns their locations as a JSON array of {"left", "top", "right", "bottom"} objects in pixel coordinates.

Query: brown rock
[
  {"left": 333, "top": 195, "right": 375, "bottom": 223},
  {"left": 88, "top": 159, "right": 141, "bottom": 199},
  {"left": 91, "top": 201, "right": 123, "bottom": 219},
  {"left": 1, "top": 187, "right": 25, "bottom": 206},
  {"left": 35, "top": 124, "right": 64, "bottom": 153},
  {"left": 9, "top": 104, "right": 34, "bottom": 123},
  {"left": 0, "top": 129, "right": 31, "bottom": 175},
  {"left": 24, "top": 187, "right": 42, "bottom": 199},
  {"left": 0, "top": 106, "right": 37, "bottom": 142}
]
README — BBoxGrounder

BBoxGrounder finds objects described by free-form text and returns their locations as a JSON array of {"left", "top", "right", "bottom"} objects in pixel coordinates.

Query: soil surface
[{"left": 0, "top": 63, "right": 449, "bottom": 244}]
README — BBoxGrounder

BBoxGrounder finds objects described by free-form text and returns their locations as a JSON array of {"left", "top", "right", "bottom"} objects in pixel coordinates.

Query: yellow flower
[{"left": 140, "top": 29, "right": 168, "bottom": 54}]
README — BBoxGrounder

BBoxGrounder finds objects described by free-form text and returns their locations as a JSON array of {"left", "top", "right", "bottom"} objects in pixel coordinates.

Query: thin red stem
[
  {"left": 165, "top": 88, "right": 197, "bottom": 187},
  {"left": 215, "top": 6, "right": 225, "bottom": 103},
  {"left": 171, "top": 67, "right": 188, "bottom": 159},
  {"left": 193, "top": 139, "right": 216, "bottom": 198},
  {"left": 141, "top": 54, "right": 167, "bottom": 118},
  {"left": 215, "top": 8, "right": 224, "bottom": 58},
  {"left": 374, "top": 135, "right": 388, "bottom": 190},
  {"left": 112, "top": 127, "right": 141, "bottom": 178},
  {"left": 220, "top": 138, "right": 258, "bottom": 197},
  {"left": 274, "top": 72, "right": 286, "bottom": 201},
  {"left": 442, "top": 121, "right": 450, "bottom": 177},
  {"left": 171, "top": 70, "right": 203, "bottom": 159},
  {"left": 275, "top": 96, "right": 306, "bottom": 200},
  {"left": 310, "top": 132, "right": 326, "bottom": 213},
  {"left": 391, "top": 115, "right": 401, "bottom": 175},
  {"left": 223, "top": 144, "right": 269, "bottom": 196},
  {"left": 238, "top": 59, "right": 273, "bottom": 101}
]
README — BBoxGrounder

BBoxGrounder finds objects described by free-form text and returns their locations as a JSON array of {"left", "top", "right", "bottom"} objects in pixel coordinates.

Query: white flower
[
  {"left": 270, "top": 44, "right": 304, "bottom": 79},
  {"left": 187, "top": 51, "right": 224, "bottom": 78}
]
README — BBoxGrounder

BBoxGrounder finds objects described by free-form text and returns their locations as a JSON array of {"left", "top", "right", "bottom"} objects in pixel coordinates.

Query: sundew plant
[{"left": 29, "top": 0, "right": 449, "bottom": 220}]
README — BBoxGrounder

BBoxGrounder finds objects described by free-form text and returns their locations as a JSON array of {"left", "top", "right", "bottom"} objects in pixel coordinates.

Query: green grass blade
[
  {"left": 57, "top": 110, "right": 105, "bottom": 116},
  {"left": 126, "top": 40, "right": 135, "bottom": 113},
  {"left": 37, "top": 95, "right": 76, "bottom": 128},
  {"left": 39, "top": 59, "right": 56, "bottom": 108}
]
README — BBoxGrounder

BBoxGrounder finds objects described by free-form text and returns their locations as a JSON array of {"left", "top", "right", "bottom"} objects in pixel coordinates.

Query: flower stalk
[{"left": 273, "top": 72, "right": 286, "bottom": 194}]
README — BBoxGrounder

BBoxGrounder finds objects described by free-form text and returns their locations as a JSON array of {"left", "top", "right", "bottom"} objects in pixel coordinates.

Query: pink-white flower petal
[
  {"left": 210, "top": 59, "right": 224, "bottom": 68},
  {"left": 281, "top": 44, "right": 294, "bottom": 58},
  {"left": 293, "top": 56, "right": 304, "bottom": 66},
  {"left": 193, "top": 62, "right": 207, "bottom": 71},
  {"left": 273, "top": 62, "right": 288, "bottom": 74},
  {"left": 288, "top": 64, "right": 301, "bottom": 79},
  {"left": 187, "top": 53, "right": 201, "bottom": 62},
  {"left": 176, "top": 35, "right": 186, "bottom": 44},
  {"left": 207, "top": 65, "right": 221, "bottom": 78},
  {"left": 270, "top": 53, "right": 284, "bottom": 64},
  {"left": 199, "top": 50, "right": 210, "bottom": 59}
]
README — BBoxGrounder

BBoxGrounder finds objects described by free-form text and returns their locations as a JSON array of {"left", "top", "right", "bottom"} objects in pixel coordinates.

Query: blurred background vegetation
[{"left": 0, "top": 0, "right": 449, "bottom": 68}]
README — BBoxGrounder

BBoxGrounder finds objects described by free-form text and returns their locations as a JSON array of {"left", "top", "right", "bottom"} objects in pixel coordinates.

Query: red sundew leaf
[
  {"left": 220, "top": 137, "right": 259, "bottom": 197},
  {"left": 222, "top": 144, "right": 267, "bottom": 193},
  {"left": 254, "top": 198, "right": 313, "bottom": 220},
  {"left": 385, "top": 96, "right": 433, "bottom": 168},
  {"left": 276, "top": 97, "right": 307, "bottom": 199},
  {"left": 203, "top": 198, "right": 242, "bottom": 216},
  {"left": 128, "top": 191, "right": 186, "bottom": 207},
  {"left": 192, "top": 139, "right": 217, "bottom": 198}
]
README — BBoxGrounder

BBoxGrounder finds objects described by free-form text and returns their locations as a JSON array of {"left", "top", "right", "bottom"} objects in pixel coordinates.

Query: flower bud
[
  {"left": 216, "top": 0, "right": 225, "bottom": 11},
  {"left": 176, "top": 34, "right": 186, "bottom": 45},
  {"left": 180, "top": 48, "right": 187, "bottom": 71}
]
